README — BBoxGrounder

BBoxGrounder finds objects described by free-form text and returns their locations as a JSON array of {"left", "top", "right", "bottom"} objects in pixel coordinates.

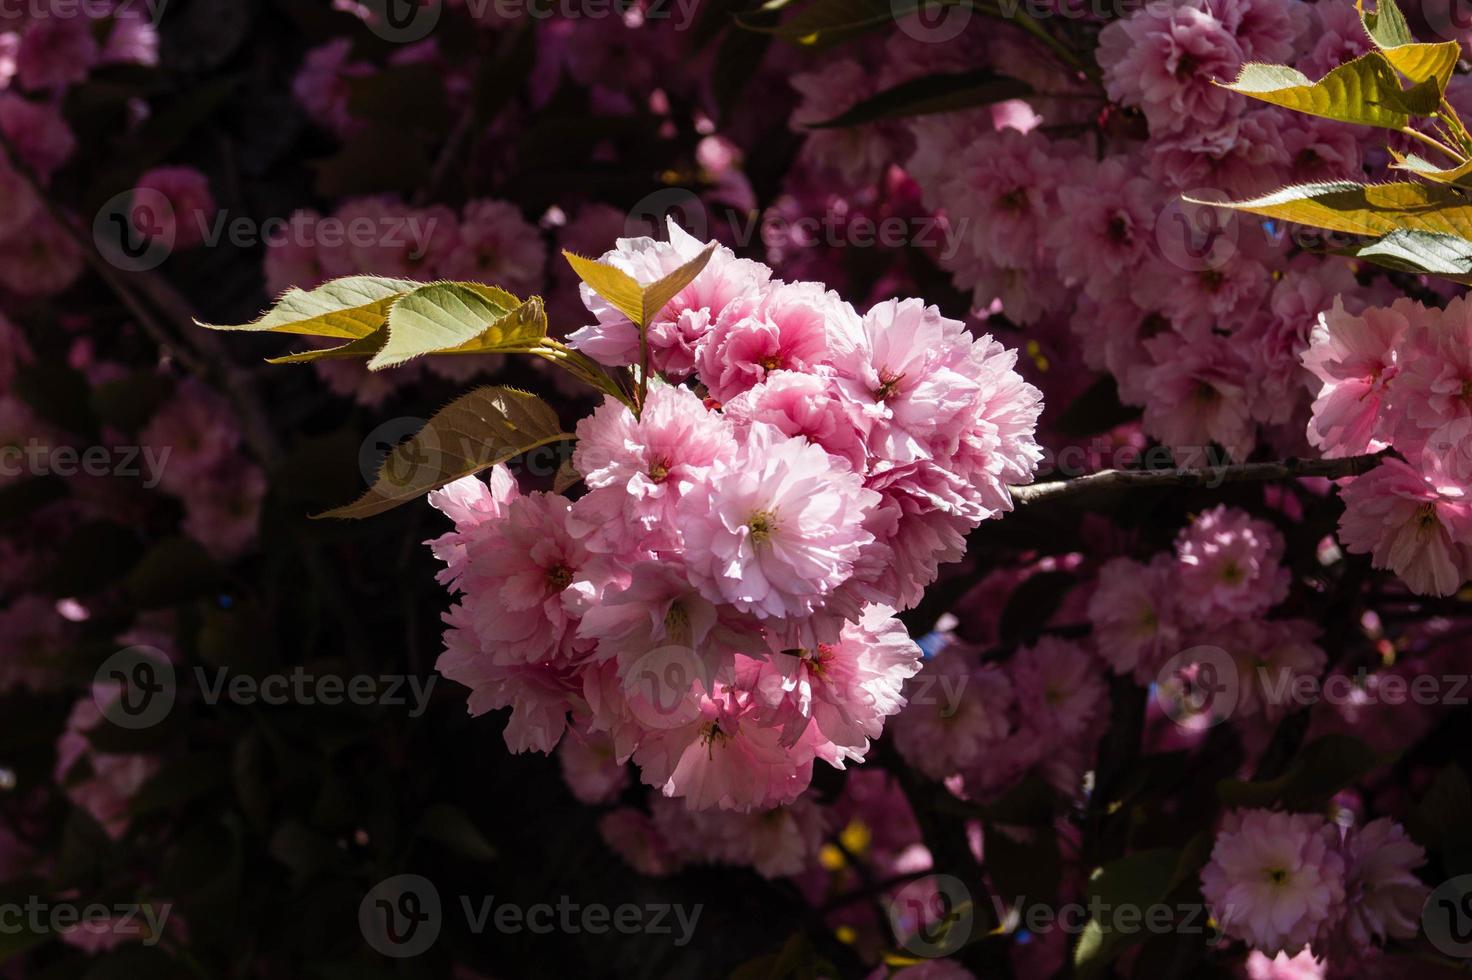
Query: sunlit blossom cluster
[{"left": 429, "top": 220, "right": 1044, "bottom": 810}]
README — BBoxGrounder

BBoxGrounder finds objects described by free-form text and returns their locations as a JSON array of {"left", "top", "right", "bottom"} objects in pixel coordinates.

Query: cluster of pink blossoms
[
  {"left": 1089, "top": 504, "right": 1323, "bottom": 722},
  {"left": 1201, "top": 808, "right": 1427, "bottom": 969},
  {"left": 1302, "top": 296, "right": 1472, "bottom": 595},
  {"left": 0, "top": 5, "right": 159, "bottom": 296},
  {"left": 429, "top": 220, "right": 1043, "bottom": 811}
]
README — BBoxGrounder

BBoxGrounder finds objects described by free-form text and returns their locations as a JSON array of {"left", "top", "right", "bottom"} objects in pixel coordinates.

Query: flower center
[
  {"left": 663, "top": 602, "right": 689, "bottom": 643},
  {"left": 546, "top": 564, "right": 573, "bottom": 591},
  {"left": 747, "top": 510, "right": 777, "bottom": 546},
  {"left": 700, "top": 721, "right": 728, "bottom": 757},
  {"left": 759, "top": 354, "right": 783, "bottom": 373},
  {"left": 873, "top": 370, "right": 905, "bottom": 402},
  {"left": 1264, "top": 867, "right": 1289, "bottom": 886},
  {"left": 1415, "top": 502, "right": 1440, "bottom": 530},
  {"left": 1106, "top": 214, "right": 1130, "bottom": 244},
  {"left": 649, "top": 457, "right": 671, "bottom": 482}
]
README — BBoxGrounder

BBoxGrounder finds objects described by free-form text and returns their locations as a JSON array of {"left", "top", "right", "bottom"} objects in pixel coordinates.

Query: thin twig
[{"left": 1008, "top": 452, "right": 1386, "bottom": 506}]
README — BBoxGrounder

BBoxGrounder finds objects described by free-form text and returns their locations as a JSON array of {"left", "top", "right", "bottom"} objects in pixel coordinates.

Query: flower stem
[{"left": 1009, "top": 452, "right": 1387, "bottom": 506}]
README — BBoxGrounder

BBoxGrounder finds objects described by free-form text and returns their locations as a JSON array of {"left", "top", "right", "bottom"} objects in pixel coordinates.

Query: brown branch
[{"left": 1008, "top": 452, "right": 1388, "bottom": 507}]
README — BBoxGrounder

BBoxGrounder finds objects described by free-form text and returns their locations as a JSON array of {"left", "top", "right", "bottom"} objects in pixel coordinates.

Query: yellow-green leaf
[
  {"left": 316, "top": 386, "right": 571, "bottom": 519},
  {"left": 197, "top": 276, "right": 419, "bottom": 339},
  {"left": 640, "top": 244, "right": 715, "bottom": 327},
  {"left": 562, "top": 243, "right": 715, "bottom": 329},
  {"left": 1222, "top": 53, "right": 1440, "bottom": 128},
  {"left": 1187, "top": 181, "right": 1472, "bottom": 239},
  {"left": 553, "top": 456, "right": 582, "bottom": 493},
  {"left": 1388, "top": 148, "right": 1472, "bottom": 186},
  {"left": 562, "top": 251, "right": 643, "bottom": 325},
  {"left": 1360, "top": 0, "right": 1460, "bottom": 90},
  {"left": 266, "top": 328, "right": 388, "bottom": 364},
  {"left": 1348, "top": 228, "right": 1472, "bottom": 282},
  {"left": 369, "top": 283, "right": 544, "bottom": 369}
]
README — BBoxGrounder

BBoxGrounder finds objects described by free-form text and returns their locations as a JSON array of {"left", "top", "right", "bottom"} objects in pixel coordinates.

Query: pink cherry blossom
[
  {"left": 1175, "top": 505, "right": 1290, "bottom": 624},
  {"left": 1201, "top": 808, "right": 1346, "bottom": 955},
  {"left": 1302, "top": 297, "right": 1411, "bottom": 457},
  {"left": 1338, "top": 459, "right": 1472, "bottom": 597},
  {"left": 680, "top": 422, "right": 879, "bottom": 621}
]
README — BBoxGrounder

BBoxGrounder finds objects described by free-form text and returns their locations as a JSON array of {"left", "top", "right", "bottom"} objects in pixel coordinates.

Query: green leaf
[
  {"left": 1188, "top": 180, "right": 1472, "bottom": 239},
  {"left": 1221, "top": 53, "right": 1440, "bottom": 128},
  {"left": 1217, "top": 734, "right": 1388, "bottom": 810},
  {"left": 369, "top": 283, "right": 542, "bottom": 369},
  {"left": 1349, "top": 228, "right": 1472, "bottom": 278},
  {"left": 562, "top": 243, "right": 715, "bottom": 330},
  {"left": 553, "top": 456, "right": 582, "bottom": 493},
  {"left": 639, "top": 244, "right": 716, "bottom": 328},
  {"left": 198, "top": 275, "right": 419, "bottom": 339},
  {"left": 562, "top": 251, "right": 643, "bottom": 325},
  {"left": 1388, "top": 148, "right": 1472, "bottom": 186},
  {"left": 1074, "top": 848, "right": 1181, "bottom": 979},
  {"left": 265, "top": 328, "right": 388, "bottom": 365},
  {"left": 316, "top": 386, "right": 571, "bottom": 519},
  {"left": 1360, "top": 0, "right": 1460, "bottom": 91},
  {"left": 806, "top": 69, "right": 1032, "bottom": 128},
  {"left": 1411, "top": 763, "right": 1472, "bottom": 877},
  {"left": 415, "top": 804, "right": 498, "bottom": 861}
]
